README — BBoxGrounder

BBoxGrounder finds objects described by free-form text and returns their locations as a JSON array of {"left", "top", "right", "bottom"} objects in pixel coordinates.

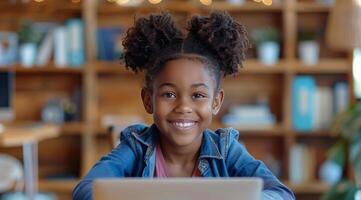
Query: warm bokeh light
[
  {"left": 148, "top": 0, "right": 162, "bottom": 4},
  {"left": 357, "top": 0, "right": 361, "bottom": 7},
  {"left": 262, "top": 0, "right": 272, "bottom": 6},
  {"left": 253, "top": 0, "right": 262, "bottom": 2},
  {"left": 116, "top": 0, "right": 130, "bottom": 5},
  {"left": 353, "top": 49, "right": 361, "bottom": 98},
  {"left": 33, "top": 0, "right": 44, "bottom": 2},
  {"left": 200, "top": 0, "right": 212, "bottom": 6}
]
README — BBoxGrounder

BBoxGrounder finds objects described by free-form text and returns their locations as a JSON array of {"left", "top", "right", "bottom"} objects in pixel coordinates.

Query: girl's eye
[
  {"left": 192, "top": 93, "right": 207, "bottom": 99},
  {"left": 162, "top": 92, "right": 176, "bottom": 99}
]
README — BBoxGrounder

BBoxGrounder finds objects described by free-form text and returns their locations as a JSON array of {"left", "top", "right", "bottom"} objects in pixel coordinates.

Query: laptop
[
  {"left": 0, "top": 72, "right": 14, "bottom": 121},
  {"left": 93, "top": 178, "right": 263, "bottom": 200}
]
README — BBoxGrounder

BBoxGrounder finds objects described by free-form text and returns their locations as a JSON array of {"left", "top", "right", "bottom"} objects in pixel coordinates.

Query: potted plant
[
  {"left": 322, "top": 102, "right": 361, "bottom": 200},
  {"left": 298, "top": 30, "right": 320, "bottom": 65},
  {"left": 251, "top": 27, "right": 281, "bottom": 65},
  {"left": 18, "top": 20, "right": 42, "bottom": 68}
]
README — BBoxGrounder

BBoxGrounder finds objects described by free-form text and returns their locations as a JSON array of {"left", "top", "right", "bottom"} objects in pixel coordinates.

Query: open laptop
[
  {"left": 0, "top": 72, "right": 14, "bottom": 121},
  {"left": 93, "top": 178, "right": 263, "bottom": 200}
]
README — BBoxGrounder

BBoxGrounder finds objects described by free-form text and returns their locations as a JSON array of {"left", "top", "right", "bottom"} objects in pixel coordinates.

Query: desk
[{"left": 0, "top": 123, "right": 60, "bottom": 200}]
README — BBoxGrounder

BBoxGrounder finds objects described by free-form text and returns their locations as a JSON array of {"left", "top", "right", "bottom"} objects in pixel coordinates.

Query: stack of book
[{"left": 221, "top": 104, "right": 276, "bottom": 129}]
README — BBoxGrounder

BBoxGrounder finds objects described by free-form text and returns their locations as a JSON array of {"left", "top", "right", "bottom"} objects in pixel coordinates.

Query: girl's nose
[{"left": 174, "top": 97, "right": 193, "bottom": 114}]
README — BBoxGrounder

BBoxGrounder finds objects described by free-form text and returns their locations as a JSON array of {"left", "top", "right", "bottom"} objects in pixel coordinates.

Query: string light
[
  {"left": 262, "top": 0, "right": 272, "bottom": 6},
  {"left": 357, "top": 0, "right": 361, "bottom": 7},
  {"left": 200, "top": 0, "right": 212, "bottom": 6},
  {"left": 116, "top": 0, "right": 130, "bottom": 5},
  {"left": 148, "top": 0, "right": 161, "bottom": 4}
]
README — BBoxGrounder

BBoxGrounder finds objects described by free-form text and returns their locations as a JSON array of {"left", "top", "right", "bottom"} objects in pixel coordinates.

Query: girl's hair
[{"left": 122, "top": 11, "right": 250, "bottom": 92}]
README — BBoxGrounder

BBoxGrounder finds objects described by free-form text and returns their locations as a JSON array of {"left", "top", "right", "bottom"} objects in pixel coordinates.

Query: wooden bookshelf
[
  {"left": 0, "top": 65, "right": 84, "bottom": 74},
  {"left": 0, "top": 0, "right": 353, "bottom": 199},
  {"left": 296, "top": 2, "right": 331, "bottom": 12}
]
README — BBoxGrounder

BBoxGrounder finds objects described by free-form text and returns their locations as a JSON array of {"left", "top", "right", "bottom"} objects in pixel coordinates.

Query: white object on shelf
[
  {"left": 20, "top": 43, "right": 37, "bottom": 68},
  {"left": 257, "top": 41, "right": 280, "bottom": 66},
  {"left": 226, "top": 0, "right": 245, "bottom": 5},
  {"left": 54, "top": 26, "right": 67, "bottom": 68},
  {"left": 298, "top": 41, "right": 320, "bottom": 65},
  {"left": 319, "top": 160, "right": 342, "bottom": 185}
]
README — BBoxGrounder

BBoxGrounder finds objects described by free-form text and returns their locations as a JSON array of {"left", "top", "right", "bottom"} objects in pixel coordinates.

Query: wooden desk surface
[{"left": 0, "top": 123, "right": 60, "bottom": 147}]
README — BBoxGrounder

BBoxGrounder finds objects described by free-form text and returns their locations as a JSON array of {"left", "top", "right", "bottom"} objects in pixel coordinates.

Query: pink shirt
[{"left": 154, "top": 143, "right": 201, "bottom": 177}]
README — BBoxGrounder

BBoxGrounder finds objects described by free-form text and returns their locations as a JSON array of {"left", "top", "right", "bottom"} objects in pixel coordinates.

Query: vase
[
  {"left": 19, "top": 43, "right": 37, "bottom": 68},
  {"left": 258, "top": 41, "right": 280, "bottom": 66},
  {"left": 298, "top": 41, "right": 320, "bottom": 65}
]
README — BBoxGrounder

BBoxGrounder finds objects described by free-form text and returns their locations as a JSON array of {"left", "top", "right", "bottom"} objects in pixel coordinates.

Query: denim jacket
[{"left": 73, "top": 124, "right": 295, "bottom": 200}]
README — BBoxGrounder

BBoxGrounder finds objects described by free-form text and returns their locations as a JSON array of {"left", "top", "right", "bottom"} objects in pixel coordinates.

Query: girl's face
[{"left": 141, "top": 58, "right": 224, "bottom": 148}]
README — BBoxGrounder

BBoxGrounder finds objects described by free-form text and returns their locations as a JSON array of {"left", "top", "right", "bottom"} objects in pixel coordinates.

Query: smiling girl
[{"left": 73, "top": 11, "right": 295, "bottom": 200}]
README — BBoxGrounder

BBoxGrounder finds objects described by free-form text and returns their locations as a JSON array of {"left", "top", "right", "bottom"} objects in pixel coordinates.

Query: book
[
  {"left": 97, "top": 27, "right": 124, "bottom": 61},
  {"left": 289, "top": 144, "right": 316, "bottom": 184},
  {"left": 36, "top": 29, "right": 54, "bottom": 66},
  {"left": 54, "top": 26, "right": 67, "bottom": 68},
  {"left": 221, "top": 104, "right": 276, "bottom": 128},
  {"left": 66, "top": 19, "right": 85, "bottom": 67},
  {"left": 0, "top": 32, "right": 18, "bottom": 66},
  {"left": 292, "top": 76, "right": 316, "bottom": 131},
  {"left": 314, "top": 87, "right": 333, "bottom": 130},
  {"left": 333, "top": 82, "right": 349, "bottom": 114}
]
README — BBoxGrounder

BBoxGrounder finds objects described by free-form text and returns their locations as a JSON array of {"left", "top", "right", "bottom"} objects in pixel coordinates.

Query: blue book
[
  {"left": 66, "top": 19, "right": 85, "bottom": 67},
  {"left": 292, "top": 76, "right": 316, "bottom": 131},
  {"left": 97, "top": 27, "right": 123, "bottom": 61},
  {"left": 0, "top": 32, "right": 18, "bottom": 66},
  {"left": 333, "top": 82, "right": 349, "bottom": 114}
]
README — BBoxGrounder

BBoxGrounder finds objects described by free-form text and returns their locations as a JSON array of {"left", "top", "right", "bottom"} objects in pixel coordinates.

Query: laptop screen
[{"left": 0, "top": 72, "right": 14, "bottom": 121}]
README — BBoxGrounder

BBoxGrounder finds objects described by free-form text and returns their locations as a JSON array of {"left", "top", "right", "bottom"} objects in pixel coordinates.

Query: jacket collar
[
  {"left": 199, "top": 129, "right": 223, "bottom": 160},
  {"left": 130, "top": 124, "right": 223, "bottom": 160}
]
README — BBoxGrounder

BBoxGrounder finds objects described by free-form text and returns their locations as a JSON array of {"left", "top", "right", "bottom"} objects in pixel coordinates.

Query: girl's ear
[
  {"left": 212, "top": 89, "right": 224, "bottom": 115},
  {"left": 141, "top": 88, "right": 153, "bottom": 114}
]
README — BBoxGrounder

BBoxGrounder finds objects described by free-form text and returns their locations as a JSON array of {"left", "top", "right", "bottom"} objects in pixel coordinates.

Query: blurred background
[{"left": 0, "top": 0, "right": 360, "bottom": 199}]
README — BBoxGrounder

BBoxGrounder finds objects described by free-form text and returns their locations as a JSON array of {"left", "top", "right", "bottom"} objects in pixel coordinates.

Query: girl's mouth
[{"left": 169, "top": 120, "right": 197, "bottom": 130}]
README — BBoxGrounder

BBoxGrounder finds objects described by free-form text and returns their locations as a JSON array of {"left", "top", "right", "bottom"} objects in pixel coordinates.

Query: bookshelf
[{"left": 0, "top": 0, "right": 354, "bottom": 200}]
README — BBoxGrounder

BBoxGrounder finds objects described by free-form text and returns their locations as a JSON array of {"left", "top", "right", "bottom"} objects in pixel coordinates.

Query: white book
[
  {"left": 314, "top": 87, "right": 333, "bottom": 130},
  {"left": 36, "top": 30, "right": 53, "bottom": 66},
  {"left": 289, "top": 144, "right": 314, "bottom": 184},
  {"left": 54, "top": 26, "right": 67, "bottom": 68},
  {"left": 333, "top": 82, "right": 349, "bottom": 114}
]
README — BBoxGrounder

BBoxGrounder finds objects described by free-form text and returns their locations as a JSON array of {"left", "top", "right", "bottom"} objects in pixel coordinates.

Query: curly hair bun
[
  {"left": 122, "top": 12, "right": 184, "bottom": 73},
  {"left": 187, "top": 11, "right": 250, "bottom": 75}
]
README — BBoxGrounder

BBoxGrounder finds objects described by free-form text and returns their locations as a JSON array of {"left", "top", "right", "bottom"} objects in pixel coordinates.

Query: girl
[{"left": 73, "top": 11, "right": 295, "bottom": 200}]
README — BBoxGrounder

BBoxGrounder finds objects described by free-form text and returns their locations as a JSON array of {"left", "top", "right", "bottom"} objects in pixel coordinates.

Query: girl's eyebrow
[
  {"left": 158, "top": 83, "right": 209, "bottom": 89},
  {"left": 191, "top": 83, "right": 209, "bottom": 89},
  {"left": 158, "top": 83, "right": 176, "bottom": 89}
]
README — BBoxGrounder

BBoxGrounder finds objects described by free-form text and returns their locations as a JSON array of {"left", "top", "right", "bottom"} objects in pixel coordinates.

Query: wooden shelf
[
  {"left": 206, "top": 1, "right": 283, "bottom": 12},
  {"left": 210, "top": 121, "right": 285, "bottom": 137},
  {"left": 286, "top": 181, "right": 330, "bottom": 194},
  {"left": 61, "top": 122, "right": 87, "bottom": 135},
  {"left": 294, "top": 130, "right": 338, "bottom": 138},
  {"left": 297, "top": 2, "right": 332, "bottom": 13},
  {"left": 290, "top": 59, "right": 349, "bottom": 74},
  {"left": 98, "top": 1, "right": 283, "bottom": 14},
  {"left": 0, "top": 65, "right": 84, "bottom": 74},
  {"left": 39, "top": 179, "right": 78, "bottom": 193},
  {"left": 92, "top": 59, "right": 349, "bottom": 75},
  {"left": 98, "top": 1, "right": 198, "bottom": 14},
  {"left": 242, "top": 59, "right": 287, "bottom": 74},
  {"left": 94, "top": 61, "right": 132, "bottom": 75}
]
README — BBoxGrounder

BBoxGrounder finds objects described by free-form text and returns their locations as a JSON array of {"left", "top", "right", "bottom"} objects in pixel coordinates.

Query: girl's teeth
[{"left": 173, "top": 122, "right": 195, "bottom": 128}]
